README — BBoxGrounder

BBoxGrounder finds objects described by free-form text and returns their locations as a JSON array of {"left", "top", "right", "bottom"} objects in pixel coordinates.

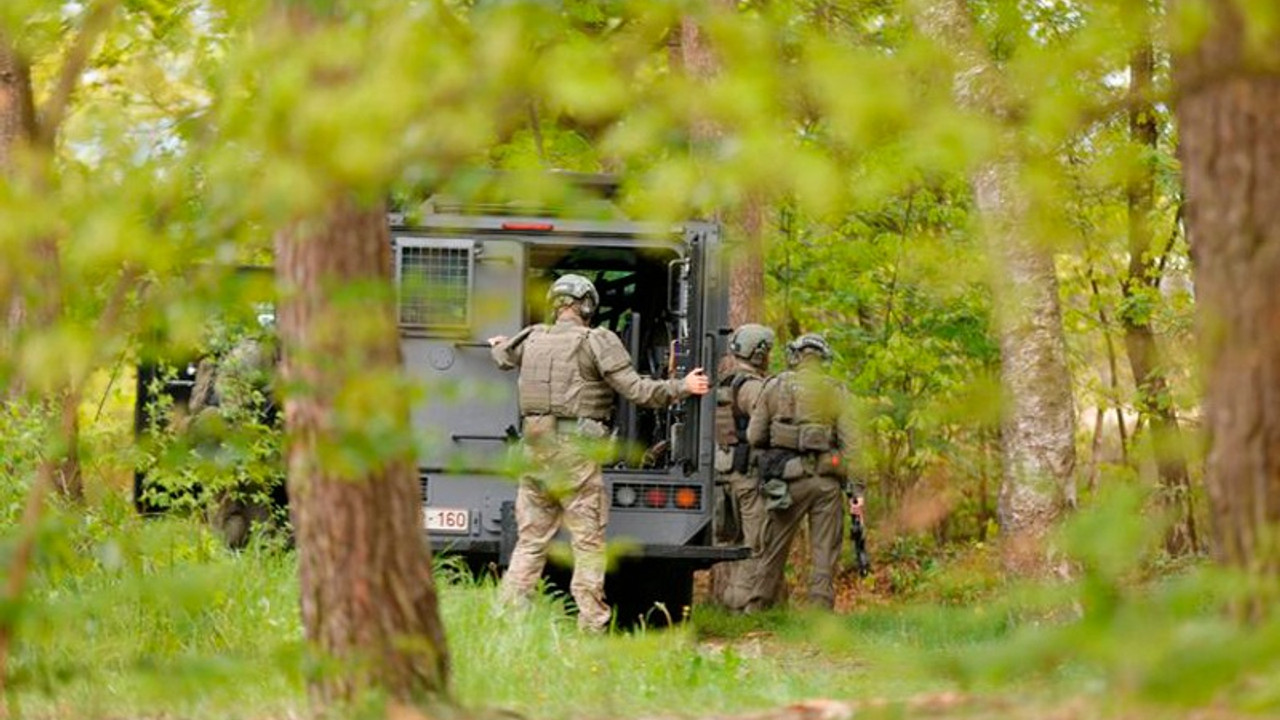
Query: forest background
[{"left": 1, "top": 0, "right": 1279, "bottom": 718}]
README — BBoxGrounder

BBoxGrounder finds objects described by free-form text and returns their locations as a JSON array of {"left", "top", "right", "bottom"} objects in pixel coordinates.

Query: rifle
[{"left": 849, "top": 508, "right": 870, "bottom": 578}]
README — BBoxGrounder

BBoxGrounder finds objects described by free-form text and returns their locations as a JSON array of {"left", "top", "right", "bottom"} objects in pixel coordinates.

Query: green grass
[{"left": 8, "top": 496, "right": 1280, "bottom": 720}]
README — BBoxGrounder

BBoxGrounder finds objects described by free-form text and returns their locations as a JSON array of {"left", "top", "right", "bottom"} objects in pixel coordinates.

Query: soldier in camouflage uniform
[
  {"left": 187, "top": 315, "right": 282, "bottom": 548},
  {"left": 744, "top": 333, "right": 864, "bottom": 611},
  {"left": 713, "top": 323, "right": 775, "bottom": 610},
  {"left": 489, "top": 274, "right": 710, "bottom": 632}
]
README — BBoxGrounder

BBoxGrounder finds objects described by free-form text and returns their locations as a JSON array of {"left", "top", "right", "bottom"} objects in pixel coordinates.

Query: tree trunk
[
  {"left": 276, "top": 196, "right": 450, "bottom": 708},
  {"left": 676, "top": 10, "right": 766, "bottom": 328},
  {"left": 675, "top": 9, "right": 766, "bottom": 603},
  {"left": 0, "top": 39, "right": 36, "bottom": 169},
  {"left": 727, "top": 197, "right": 767, "bottom": 327},
  {"left": 974, "top": 162, "right": 1077, "bottom": 575},
  {"left": 1174, "top": 0, "right": 1280, "bottom": 611},
  {"left": 0, "top": 38, "right": 35, "bottom": 395},
  {"left": 1124, "top": 39, "right": 1197, "bottom": 556}
]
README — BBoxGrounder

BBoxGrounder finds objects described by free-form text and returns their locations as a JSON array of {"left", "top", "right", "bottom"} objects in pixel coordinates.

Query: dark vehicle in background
[{"left": 135, "top": 176, "right": 745, "bottom": 621}]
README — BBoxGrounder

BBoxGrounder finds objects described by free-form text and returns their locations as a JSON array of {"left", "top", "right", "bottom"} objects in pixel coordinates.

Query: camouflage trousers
[
  {"left": 499, "top": 439, "right": 611, "bottom": 632},
  {"left": 745, "top": 473, "right": 844, "bottom": 611},
  {"left": 719, "top": 471, "right": 769, "bottom": 610}
]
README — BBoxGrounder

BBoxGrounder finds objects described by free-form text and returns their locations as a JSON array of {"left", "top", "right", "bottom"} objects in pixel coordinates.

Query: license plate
[{"left": 424, "top": 507, "right": 470, "bottom": 533}]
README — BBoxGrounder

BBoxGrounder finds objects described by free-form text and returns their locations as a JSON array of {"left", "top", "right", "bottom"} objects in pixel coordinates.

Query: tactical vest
[
  {"left": 768, "top": 370, "right": 839, "bottom": 453},
  {"left": 517, "top": 324, "right": 614, "bottom": 421},
  {"left": 714, "top": 373, "right": 755, "bottom": 447}
]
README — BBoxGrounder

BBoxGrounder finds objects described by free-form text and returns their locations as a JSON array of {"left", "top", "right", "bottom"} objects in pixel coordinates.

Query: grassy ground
[{"left": 6, "top": 495, "right": 1280, "bottom": 720}]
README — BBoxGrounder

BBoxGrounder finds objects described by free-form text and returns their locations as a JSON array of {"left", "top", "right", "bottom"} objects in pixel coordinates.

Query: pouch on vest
[
  {"left": 714, "top": 446, "right": 735, "bottom": 473},
  {"left": 714, "top": 386, "right": 738, "bottom": 445},
  {"left": 798, "top": 423, "right": 834, "bottom": 452},
  {"left": 715, "top": 444, "right": 751, "bottom": 474},
  {"left": 781, "top": 456, "right": 806, "bottom": 480},
  {"left": 763, "top": 479, "right": 792, "bottom": 512},
  {"left": 758, "top": 448, "right": 796, "bottom": 481},
  {"left": 770, "top": 421, "right": 800, "bottom": 449}
]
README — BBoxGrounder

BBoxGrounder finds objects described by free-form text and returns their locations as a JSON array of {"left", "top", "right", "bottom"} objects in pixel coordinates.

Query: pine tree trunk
[
  {"left": 1174, "top": 0, "right": 1280, "bottom": 613},
  {"left": 1124, "top": 40, "right": 1197, "bottom": 556},
  {"left": 676, "top": 10, "right": 766, "bottom": 329},
  {"left": 727, "top": 197, "right": 766, "bottom": 328},
  {"left": 676, "top": 9, "right": 766, "bottom": 603},
  {"left": 974, "top": 162, "right": 1077, "bottom": 575},
  {"left": 0, "top": 38, "right": 35, "bottom": 396},
  {"left": 0, "top": 39, "right": 35, "bottom": 169},
  {"left": 275, "top": 196, "right": 450, "bottom": 708}
]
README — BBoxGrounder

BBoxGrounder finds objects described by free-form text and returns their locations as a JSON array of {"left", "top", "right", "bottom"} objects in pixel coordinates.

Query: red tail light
[{"left": 643, "top": 487, "right": 670, "bottom": 509}]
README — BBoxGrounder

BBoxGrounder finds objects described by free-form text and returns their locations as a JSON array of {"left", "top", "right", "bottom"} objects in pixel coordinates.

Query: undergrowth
[{"left": 4, "top": 485, "right": 1280, "bottom": 719}]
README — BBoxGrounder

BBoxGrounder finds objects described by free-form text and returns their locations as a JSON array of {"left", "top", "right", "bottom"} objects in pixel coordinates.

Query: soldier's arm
[
  {"left": 489, "top": 325, "right": 537, "bottom": 370},
  {"left": 746, "top": 379, "right": 777, "bottom": 448},
  {"left": 588, "top": 329, "right": 688, "bottom": 408},
  {"left": 188, "top": 357, "right": 218, "bottom": 415}
]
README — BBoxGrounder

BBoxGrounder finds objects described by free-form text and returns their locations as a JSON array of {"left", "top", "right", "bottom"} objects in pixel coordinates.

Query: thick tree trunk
[
  {"left": 1174, "top": 0, "right": 1280, "bottom": 608},
  {"left": 1125, "top": 41, "right": 1197, "bottom": 556},
  {"left": 276, "top": 196, "right": 449, "bottom": 708},
  {"left": 974, "top": 162, "right": 1077, "bottom": 575}
]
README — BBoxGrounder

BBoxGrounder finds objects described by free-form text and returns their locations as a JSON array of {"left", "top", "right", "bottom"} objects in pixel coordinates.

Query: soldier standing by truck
[
  {"left": 713, "top": 323, "right": 775, "bottom": 610},
  {"left": 744, "top": 333, "right": 864, "bottom": 611},
  {"left": 488, "top": 273, "right": 711, "bottom": 632}
]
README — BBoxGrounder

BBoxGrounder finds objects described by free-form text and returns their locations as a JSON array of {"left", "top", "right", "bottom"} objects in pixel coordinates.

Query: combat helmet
[
  {"left": 785, "top": 333, "right": 833, "bottom": 367},
  {"left": 547, "top": 273, "right": 600, "bottom": 319},
  {"left": 729, "top": 323, "right": 775, "bottom": 366}
]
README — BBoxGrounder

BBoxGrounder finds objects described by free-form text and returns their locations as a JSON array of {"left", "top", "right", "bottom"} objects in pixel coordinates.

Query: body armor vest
[
  {"left": 517, "top": 324, "right": 614, "bottom": 421},
  {"left": 769, "top": 370, "right": 838, "bottom": 453},
  {"left": 715, "top": 373, "right": 754, "bottom": 446}
]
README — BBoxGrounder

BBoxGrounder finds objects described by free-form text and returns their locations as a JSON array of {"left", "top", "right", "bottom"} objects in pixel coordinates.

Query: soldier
[
  {"left": 488, "top": 273, "right": 711, "bottom": 632},
  {"left": 744, "top": 333, "right": 863, "bottom": 611},
  {"left": 713, "top": 323, "right": 775, "bottom": 610},
  {"left": 186, "top": 314, "right": 283, "bottom": 548}
]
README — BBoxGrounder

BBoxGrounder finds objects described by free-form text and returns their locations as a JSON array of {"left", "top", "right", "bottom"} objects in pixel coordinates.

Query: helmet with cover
[
  {"left": 729, "top": 323, "right": 775, "bottom": 366},
  {"left": 546, "top": 273, "right": 599, "bottom": 319},
  {"left": 785, "top": 333, "right": 834, "bottom": 367}
]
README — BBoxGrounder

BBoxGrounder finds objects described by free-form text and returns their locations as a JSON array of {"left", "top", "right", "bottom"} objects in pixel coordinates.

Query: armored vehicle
[{"left": 136, "top": 175, "right": 746, "bottom": 622}]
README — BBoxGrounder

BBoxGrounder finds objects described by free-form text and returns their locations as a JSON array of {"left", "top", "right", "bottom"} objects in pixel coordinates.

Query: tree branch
[{"left": 35, "top": 0, "right": 121, "bottom": 148}]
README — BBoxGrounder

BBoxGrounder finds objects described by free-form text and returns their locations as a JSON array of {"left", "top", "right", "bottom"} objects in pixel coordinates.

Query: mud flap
[{"left": 498, "top": 500, "right": 517, "bottom": 568}]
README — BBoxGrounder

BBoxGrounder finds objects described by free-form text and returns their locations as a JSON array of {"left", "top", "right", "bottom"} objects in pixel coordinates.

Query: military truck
[{"left": 136, "top": 175, "right": 746, "bottom": 622}]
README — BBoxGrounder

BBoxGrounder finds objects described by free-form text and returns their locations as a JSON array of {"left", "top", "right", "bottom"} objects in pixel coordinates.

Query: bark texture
[
  {"left": 1175, "top": 0, "right": 1280, "bottom": 595},
  {"left": 0, "top": 39, "right": 35, "bottom": 169},
  {"left": 676, "top": 9, "right": 766, "bottom": 602},
  {"left": 276, "top": 196, "right": 449, "bottom": 707},
  {"left": 676, "top": 11, "right": 766, "bottom": 329},
  {"left": 0, "top": 38, "right": 35, "bottom": 392},
  {"left": 1124, "top": 39, "right": 1197, "bottom": 556},
  {"left": 974, "top": 163, "right": 1077, "bottom": 572}
]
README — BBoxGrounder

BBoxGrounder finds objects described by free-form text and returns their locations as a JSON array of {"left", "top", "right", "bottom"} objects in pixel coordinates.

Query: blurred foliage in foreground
[{"left": 3, "top": 484, "right": 1277, "bottom": 719}]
